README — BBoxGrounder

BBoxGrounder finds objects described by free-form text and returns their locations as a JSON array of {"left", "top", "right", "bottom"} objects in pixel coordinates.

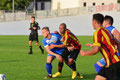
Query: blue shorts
[{"left": 98, "top": 53, "right": 120, "bottom": 66}]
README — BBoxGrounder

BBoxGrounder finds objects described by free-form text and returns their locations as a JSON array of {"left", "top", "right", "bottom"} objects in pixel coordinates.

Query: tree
[
  {"left": 118, "top": 0, "right": 120, "bottom": 3},
  {"left": 0, "top": 0, "right": 32, "bottom": 10}
]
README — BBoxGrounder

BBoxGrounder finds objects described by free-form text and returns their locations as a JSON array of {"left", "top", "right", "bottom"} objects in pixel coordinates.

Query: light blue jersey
[
  {"left": 106, "top": 26, "right": 115, "bottom": 34},
  {"left": 42, "top": 33, "right": 64, "bottom": 58}
]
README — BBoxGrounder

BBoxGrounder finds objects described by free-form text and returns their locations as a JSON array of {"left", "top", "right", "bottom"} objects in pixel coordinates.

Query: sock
[
  {"left": 39, "top": 45, "right": 43, "bottom": 50},
  {"left": 64, "top": 58, "right": 73, "bottom": 70},
  {"left": 70, "top": 62, "right": 76, "bottom": 71},
  {"left": 46, "top": 63, "right": 52, "bottom": 75},
  {"left": 94, "top": 63, "right": 102, "bottom": 73},
  {"left": 58, "top": 62, "right": 63, "bottom": 73},
  {"left": 68, "top": 65, "right": 73, "bottom": 69},
  {"left": 29, "top": 46, "right": 32, "bottom": 51}
]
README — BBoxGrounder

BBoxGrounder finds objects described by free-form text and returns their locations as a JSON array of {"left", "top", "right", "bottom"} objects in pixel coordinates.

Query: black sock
[
  {"left": 58, "top": 62, "right": 63, "bottom": 73},
  {"left": 70, "top": 62, "right": 76, "bottom": 71},
  {"left": 39, "top": 45, "right": 43, "bottom": 50},
  {"left": 29, "top": 46, "right": 32, "bottom": 52}
]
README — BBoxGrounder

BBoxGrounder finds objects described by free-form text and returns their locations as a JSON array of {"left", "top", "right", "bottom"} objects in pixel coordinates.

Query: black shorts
[
  {"left": 98, "top": 61, "right": 120, "bottom": 80},
  {"left": 29, "top": 33, "right": 39, "bottom": 42},
  {"left": 61, "top": 48, "right": 80, "bottom": 61}
]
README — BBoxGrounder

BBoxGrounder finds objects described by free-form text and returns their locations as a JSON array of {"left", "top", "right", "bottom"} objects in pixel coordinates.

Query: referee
[{"left": 28, "top": 16, "right": 44, "bottom": 54}]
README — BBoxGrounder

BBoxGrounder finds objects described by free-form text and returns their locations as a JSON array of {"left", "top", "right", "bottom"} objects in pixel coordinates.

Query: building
[
  {"left": 52, "top": 0, "right": 117, "bottom": 10},
  {"left": 27, "top": 0, "right": 51, "bottom": 11},
  {"left": 27, "top": 0, "right": 117, "bottom": 11}
]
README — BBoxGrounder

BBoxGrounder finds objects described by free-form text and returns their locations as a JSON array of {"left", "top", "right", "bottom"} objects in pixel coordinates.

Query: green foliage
[
  {"left": 0, "top": 35, "right": 103, "bottom": 80},
  {"left": 0, "top": 0, "right": 32, "bottom": 10},
  {"left": 118, "top": 0, "right": 120, "bottom": 3}
]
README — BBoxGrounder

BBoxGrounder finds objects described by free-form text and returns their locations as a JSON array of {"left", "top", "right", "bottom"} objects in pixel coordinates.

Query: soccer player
[
  {"left": 42, "top": 27, "right": 64, "bottom": 78},
  {"left": 94, "top": 15, "right": 120, "bottom": 73},
  {"left": 50, "top": 23, "right": 83, "bottom": 79},
  {"left": 42, "top": 27, "right": 82, "bottom": 79},
  {"left": 86, "top": 15, "right": 120, "bottom": 73},
  {"left": 28, "top": 16, "right": 44, "bottom": 54},
  {"left": 80, "top": 13, "right": 120, "bottom": 80}
]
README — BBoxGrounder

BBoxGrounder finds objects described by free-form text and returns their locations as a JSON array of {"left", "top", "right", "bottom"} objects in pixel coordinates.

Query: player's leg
[
  {"left": 35, "top": 41, "right": 44, "bottom": 54},
  {"left": 44, "top": 55, "right": 54, "bottom": 79},
  {"left": 95, "top": 67, "right": 107, "bottom": 80},
  {"left": 94, "top": 58, "right": 105, "bottom": 73},
  {"left": 52, "top": 60, "right": 63, "bottom": 78},
  {"left": 28, "top": 34, "right": 33, "bottom": 54},
  {"left": 110, "top": 61, "right": 120, "bottom": 80},
  {"left": 52, "top": 50, "right": 65, "bottom": 78},
  {"left": 28, "top": 40, "right": 33, "bottom": 54},
  {"left": 69, "top": 49, "right": 83, "bottom": 79},
  {"left": 64, "top": 58, "right": 83, "bottom": 79},
  {"left": 95, "top": 75, "right": 106, "bottom": 80}
]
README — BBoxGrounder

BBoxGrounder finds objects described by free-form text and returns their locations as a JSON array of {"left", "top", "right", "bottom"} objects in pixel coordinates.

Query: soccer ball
[{"left": 0, "top": 74, "right": 6, "bottom": 80}]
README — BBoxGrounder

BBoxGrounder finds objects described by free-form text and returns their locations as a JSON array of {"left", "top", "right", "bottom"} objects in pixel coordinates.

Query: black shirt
[{"left": 30, "top": 21, "right": 39, "bottom": 35}]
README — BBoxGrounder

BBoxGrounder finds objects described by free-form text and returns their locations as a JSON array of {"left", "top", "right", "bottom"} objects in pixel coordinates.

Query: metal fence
[{"left": 0, "top": 3, "right": 120, "bottom": 22}]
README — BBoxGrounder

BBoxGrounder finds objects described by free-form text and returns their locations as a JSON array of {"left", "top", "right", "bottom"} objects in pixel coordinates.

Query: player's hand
[
  {"left": 80, "top": 50, "right": 86, "bottom": 56},
  {"left": 67, "top": 46, "right": 74, "bottom": 51},
  {"left": 54, "top": 31, "right": 59, "bottom": 34},
  {"left": 85, "top": 44, "right": 93, "bottom": 47},
  {"left": 56, "top": 54, "right": 62, "bottom": 60},
  {"left": 49, "top": 44, "right": 55, "bottom": 49},
  {"left": 33, "top": 27, "right": 37, "bottom": 30},
  {"left": 61, "top": 38, "right": 64, "bottom": 42}
]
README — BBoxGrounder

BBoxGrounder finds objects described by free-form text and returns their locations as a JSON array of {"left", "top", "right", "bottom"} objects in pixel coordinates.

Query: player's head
[
  {"left": 31, "top": 16, "right": 35, "bottom": 23},
  {"left": 92, "top": 13, "right": 104, "bottom": 29},
  {"left": 103, "top": 15, "right": 114, "bottom": 27},
  {"left": 42, "top": 27, "right": 50, "bottom": 38},
  {"left": 59, "top": 23, "right": 67, "bottom": 34}
]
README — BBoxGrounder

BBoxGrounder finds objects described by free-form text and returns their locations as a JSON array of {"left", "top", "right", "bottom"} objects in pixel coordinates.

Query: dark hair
[
  {"left": 42, "top": 27, "right": 50, "bottom": 31},
  {"left": 93, "top": 13, "right": 104, "bottom": 24},
  {"left": 104, "top": 15, "right": 113, "bottom": 25},
  {"left": 60, "top": 23, "right": 67, "bottom": 29},
  {"left": 31, "top": 16, "right": 35, "bottom": 19}
]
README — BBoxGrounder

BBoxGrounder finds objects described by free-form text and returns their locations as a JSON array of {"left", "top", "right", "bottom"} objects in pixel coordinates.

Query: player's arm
[
  {"left": 80, "top": 30, "right": 101, "bottom": 56},
  {"left": 38, "top": 26, "right": 40, "bottom": 30},
  {"left": 49, "top": 44, "right": 65, "bottom": 49},
  {"left": 45, "top": 46, "right": 62, "bottom": 60},
  {"left": 45, "top": 46, "right": 57, "bottom": 56},
  {"left": 37, "top": 22, "right": 40, "bottom": 30},
  {"left": 28, "top": 23, "right": 32, "bottom": 30},
  {"left": 85, "top": 44, "right": 93, "bottom": 47},
  {"left": 54, "top": 31, "right": 60, "bottom": 35},
  {"left": 80, "top": 45, "right": 100, "bottom": 56},
  {"left": 114, "top": 38, "right": 120, "bottom": 54},
  {"left": 112, "top": 29, "right": 120, "bottom": 40}
]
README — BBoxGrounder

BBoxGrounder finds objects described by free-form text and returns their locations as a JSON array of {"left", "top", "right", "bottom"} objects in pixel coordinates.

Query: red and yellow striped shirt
[
  {"left": 61, "top": 29, "right": 81, "bottom": 49},
  {"left": 93, "top": 27, "right": 120, "bottom": 67}
]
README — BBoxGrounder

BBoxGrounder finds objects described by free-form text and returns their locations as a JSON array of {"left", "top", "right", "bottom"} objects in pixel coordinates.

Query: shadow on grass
[
  {"left": 0, "top": 60, "right": 26, "bottom": 63},
  {"left": 83, "top": 73, "right": 96, "bottom": 79},
  {"left": 48, "top": 73, "right": 96, "bottom": 80}
]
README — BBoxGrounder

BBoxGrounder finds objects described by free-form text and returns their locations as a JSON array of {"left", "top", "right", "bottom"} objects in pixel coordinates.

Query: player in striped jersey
[
  {"left": 94, "top": 15, "right": 120, "bottom": 73},
  {"left": 86, "top": 15, "right": 120, "bottom": 73},
  {"left": 80, "top": 13, "right": 120, "bottom": 80},
  {"left": 50, "top": 23, "right": 83, "bottom": 79}
]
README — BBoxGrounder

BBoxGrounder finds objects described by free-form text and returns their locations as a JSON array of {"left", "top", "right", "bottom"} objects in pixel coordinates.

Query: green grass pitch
[{"left": 0, "top": 35, "right": 103, "bottom": 80}]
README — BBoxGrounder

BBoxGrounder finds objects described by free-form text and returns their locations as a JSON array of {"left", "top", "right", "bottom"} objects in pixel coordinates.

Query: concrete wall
[{"left": 0, "top": 11, "right": 120, "bottom": 36}]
